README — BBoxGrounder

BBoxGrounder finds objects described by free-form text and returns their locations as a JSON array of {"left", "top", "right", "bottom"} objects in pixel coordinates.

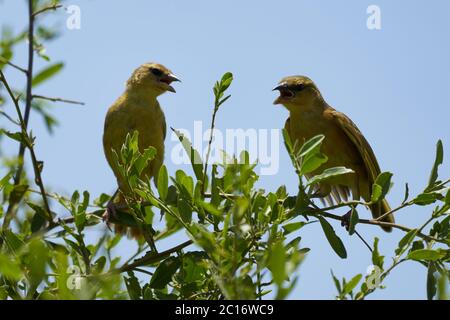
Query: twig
[
  {"left": 0, "top": 56, "right": 28, "bottom": 74},
  {"left": 32, "top": 94, "right": 85, "bottom": 105},
  {"left": 133, "top": 268, "right": 153, "bottom": 276},
  {"left": 32, "top": 4, "right": 62, "bottom": 17},
  {"left": 354, "top": 230, "right": 373, "bottom": 252},
  {"left": 202, "top": 105, "right": 219, "bottom": 194},
  {"left": 375, "top": 201, "right": 411, "bottom": 222},
  {"left": 304, "top": 207, "right": 444, "bottom": 244},
  {"left": 0, "top": 110, "right": 20, "bottom": 126}
]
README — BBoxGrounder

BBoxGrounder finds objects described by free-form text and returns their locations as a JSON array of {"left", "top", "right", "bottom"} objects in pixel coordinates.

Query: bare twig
[
  {"left": 32, "top": 4, "right": 62, "bottom": 17},
  {"left": 202, "top": 105, "right": 219, "bottom": 194},
  {"left": 32, "top": 94, "right": 85, "bottom": 105},
  {"left": 0, "top": 56, "right": 28, "bottom": 74},
  {"left": 0, "top": 110, "right": 20, "bottom": 126},
  {"left": 304, "top": 207, "right": 443, "bottom": 244},
  {"left": 375, "top": 201, "right": 411, "bottom": 222}
]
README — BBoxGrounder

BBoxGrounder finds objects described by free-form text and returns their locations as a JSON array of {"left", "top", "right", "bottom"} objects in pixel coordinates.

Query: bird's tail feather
[
  {"left": 114, "top": 224, "right": 143, "bottom": 239},
  {"left": 370, "top": 199, "right": 394, "bottom": 232}
]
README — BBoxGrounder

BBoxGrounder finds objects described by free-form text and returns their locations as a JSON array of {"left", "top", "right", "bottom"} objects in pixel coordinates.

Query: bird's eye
[
  {"left": 150, "top": 68, "right": 163, "bottom": 77},
  {"left": 292, "top": 84, "right": 305, "bottom": 92}
]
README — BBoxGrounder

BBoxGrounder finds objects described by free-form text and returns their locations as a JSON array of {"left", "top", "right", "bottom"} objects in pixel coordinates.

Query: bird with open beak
[
  {"left": 102, "top": 62, "right": 180, "bottom": 236},
  {"left": 273, "top": 75, "right": 394, "bottom": 231}
]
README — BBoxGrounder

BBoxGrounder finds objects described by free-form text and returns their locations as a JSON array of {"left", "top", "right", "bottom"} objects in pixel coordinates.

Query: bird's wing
[
  {"left": 284, "top": 117, "right": 291, "bottom": 136},
  {"left": 328, "top": 107, "right": 381, "bottom": 183},
  {"left": 162, "top": 115, "right": 167, "bottom": 140}
]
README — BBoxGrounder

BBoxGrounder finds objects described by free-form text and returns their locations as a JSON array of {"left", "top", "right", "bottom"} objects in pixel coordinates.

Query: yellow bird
[
  {"left": 103, "top": 62, "right": 180, "bottom": 234},
  {"left": 273, "top": 76, "right": 394, "bottom": 231}
]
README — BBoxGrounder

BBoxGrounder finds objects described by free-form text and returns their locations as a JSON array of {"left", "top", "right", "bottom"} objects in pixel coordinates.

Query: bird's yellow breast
[{"left": 103, "top": 94, "right": 166, "bottom": 192}]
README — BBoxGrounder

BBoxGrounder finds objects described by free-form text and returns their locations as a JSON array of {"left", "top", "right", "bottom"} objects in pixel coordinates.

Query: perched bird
[
  {"left": 273, "top": 76, "right": 394, "bottom": 231},
  {"left": 103, "top": 62, "right": 180, "bottom": 234}
]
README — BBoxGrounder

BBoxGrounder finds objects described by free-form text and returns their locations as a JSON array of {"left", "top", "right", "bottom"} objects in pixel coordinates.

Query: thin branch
[
  {"left": 304, "top": 207, "right": 444, "bottom": 244},
  {"left": 354, "top": 230, "right": 373, "bottom": 252},
  {"left": 0, "top": 110, "right": 20, "bottom": 126},
  {"left": 0, "top": 56, "right": 28, "bottom": 74},
  {"left": 375, "top": 201, "right": 412, "bottom": 222},
  {"left": 5, "top": 0, "right": 36, "bottom": 228},
  {"left": 133, "top": 268, "right": 153, "bottom": 276},
  {"left": 0, "top": 70, "right": 53, "bottom": 226},
  {"left": 32, "top": 4, "right": 62, "bottom": 17},
  {"left": 32, "top": 94, "right": 85, "bottom": 105},
  {"left": 202, "top": 105, "right": 219, "bottom": 194}
]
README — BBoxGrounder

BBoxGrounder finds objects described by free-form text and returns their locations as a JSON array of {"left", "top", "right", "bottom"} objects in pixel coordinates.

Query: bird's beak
[
  {"left": 273, "top": 82, "right": 288, "bottom": 105},
  {"left": 161, "top": 73, "right": 181, "bottom": 93}
]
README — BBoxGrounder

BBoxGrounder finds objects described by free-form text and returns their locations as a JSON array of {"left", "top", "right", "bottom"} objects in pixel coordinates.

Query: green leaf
[
  {"left": 1, "top": 229, "right": 25, "bottom": 253},
  {"left": 269, "top": 241, "right": 286, "bottom": 286},
  {"left": 408, "top": 249, "right": 446, "bottom": 261},
  {"left": 149, "top": 257, "right": 181, "bottom": 289},
  {"left": 157, "top": 165, "right": 168, "bottom": 200},
  {"left": 372, "top": 237, "right": 384, "bottom": 269},
  {"left": 427, "top": 140, "right": 443, "bottom": 190},
  {"left": 371, "top": 172, "right": 393, "bottom": 203},
  {"left": 402, "top": 183, "right": 410, "bottom": 204},
  {"left": 331, "top": 270, "right": 342, "bottom": 294},
  {"left": 220, "top": 72, "right": 233, "bottom": 92},
  {"left": 0, "top": 172, "right": 12, "bottom": 190},
  {"left": 282, "top": 221, "right": 308, "bottom": 235},
  {"left": 93, "top": 256, "right": 107, "bottom": 274},
  {"left": 282, "top": 128, "right": 293, "bottom": 153},
  {"left": 134, "top": 147, "right": 157, "bottom": 176},
  {"left": 348, "top": 208, "right": 359, "bottom": 236},
  {"left": 32, "top": 62, "right": 64, "bottom": 87},
  {"left": 198, "top": 201, "right": 222, "bottom": 218},
  {"left": 413, "top": 192, "right": 440, "bottom": 206},
  {"left": 180, "top": 252, "right": 207, "bottom": 284},
  {"left": 171, "top": 128, "right": 204, "bottom": 181},
  {"left": 300, "top": 152, "right": 328, "bottom": 175},
  {"left": 1, "top": 130, "right": 26, "bottom": 144},
  {"left": 94, "top": 193, "right": 111, "bottom": 207},
  {"left": 445, "top": 189, "right": 450, "bottom": 206},
  {"left": 298, "top": 134, "right": 325, "bottom": 157},
  {"left": 0, "top": 254, "right": 22, "bottom": 280},
  {"left": 9, "top": 184, "right": 28, "bottom": 205},
  {"left": 29, "top": 207, "right": 47, "bottom": 232},
  {"left": 343, "top": 274, "right": 362, "bottom": 295},
  {"left": 318, "top": 216, "right": 347, "bottom": 259},
  {"left": 395, "top": 229, "right": 418, "bottom": 256},
  {"left": 177, "top": 198, "right": 192, "bottom": 224},
  {"left": 307, "top": 167, "right": 354, "bottom": 187},
  {"left": 124, "top": 271, "right": 142, "bottom": 300},
  {"left": 427, "top": 262, "right": 437, "bottom": 300}
]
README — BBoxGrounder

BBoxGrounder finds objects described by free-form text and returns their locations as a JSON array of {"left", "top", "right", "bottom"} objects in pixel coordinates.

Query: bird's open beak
[
  {"left": 161, "top": 73, "right": 181, "bottom": 93},
  {"left": 272, "top": 82, "right": 291, "bottom": 105}
]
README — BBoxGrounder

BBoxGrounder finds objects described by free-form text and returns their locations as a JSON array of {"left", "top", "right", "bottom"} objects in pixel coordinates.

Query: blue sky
[{"left": 1, "top": 0, "right": 449, "bottom": 299}]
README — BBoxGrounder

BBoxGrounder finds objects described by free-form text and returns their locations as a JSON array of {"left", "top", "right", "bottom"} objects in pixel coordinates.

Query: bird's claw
[{"left": 102, "top": 202, "right": 119, "bottom": 231}]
